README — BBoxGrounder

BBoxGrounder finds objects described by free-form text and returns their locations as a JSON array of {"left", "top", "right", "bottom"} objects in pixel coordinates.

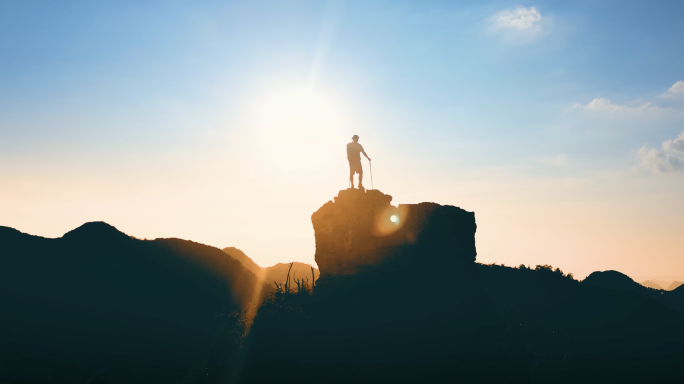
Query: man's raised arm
[{"left": 361, "top": 147, "right": 371, "bottom": 161}]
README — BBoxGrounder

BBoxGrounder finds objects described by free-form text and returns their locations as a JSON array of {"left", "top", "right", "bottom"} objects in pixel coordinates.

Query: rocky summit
[{"left": 311, "top": 188, "right": 477, "bottom": 276}]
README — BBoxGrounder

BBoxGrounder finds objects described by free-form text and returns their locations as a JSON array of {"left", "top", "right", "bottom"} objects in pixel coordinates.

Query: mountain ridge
[
  {"left": 225, "top": 189, "right": 684, "bottom": 384},
  {"left": 0, "top": 221, "right": 273, "bottom": 383},
  {"left": 2, "top": 205, "right": 684, "bottom": 383}
]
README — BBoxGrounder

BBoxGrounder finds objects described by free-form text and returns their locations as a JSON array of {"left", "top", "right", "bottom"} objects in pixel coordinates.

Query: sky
[{"left": 1, "top": 1, "right": 683, "bottom": 280}]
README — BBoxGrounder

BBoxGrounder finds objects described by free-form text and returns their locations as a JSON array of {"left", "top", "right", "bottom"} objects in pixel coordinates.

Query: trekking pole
[{"left": 369, "top": 159, "right": 374, "bottom": 190}]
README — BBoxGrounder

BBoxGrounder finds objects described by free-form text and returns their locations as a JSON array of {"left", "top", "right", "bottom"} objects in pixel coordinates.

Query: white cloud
[
  {"left": 491, "top": 6, "right": 544, "bottom": 39},
  {"left": 581, "top": 82, "right": 683, "bottom": 114},
  {"left": 662, "top": 131, "right": 684, "bottom": 154},
  {"left": 668, "top": 81, "right": 684, "bottom": 93},
  {"left": 661, "top": 80, "right": 684, "bottom": 99},
  {"left": 637, "top": 145, "right": 684, "bottom": 173},
  {"left": 494, "top": 6, "right": 542, "bottom": 31},
  {"left": 585, "top": 98, "right": 624, "bottom": 111},
  {"left": 582, "top": 98, "right": 663, "bottom": 113}
]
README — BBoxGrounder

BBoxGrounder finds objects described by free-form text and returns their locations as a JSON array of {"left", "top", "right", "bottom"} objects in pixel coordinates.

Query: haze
[{"left": 1, "top": 1, "right": 683, "bottom": 280}]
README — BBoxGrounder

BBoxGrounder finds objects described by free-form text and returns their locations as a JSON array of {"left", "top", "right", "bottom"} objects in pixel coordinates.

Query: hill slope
[
  {"left": 223, "top": 247, "right": 320, "bottom": 289},
  {"left": 220, "top": 189, "right": 684, "bottom": 384},
  {"left": 0, "top": 222, "right": 271, "bottom": 383}
]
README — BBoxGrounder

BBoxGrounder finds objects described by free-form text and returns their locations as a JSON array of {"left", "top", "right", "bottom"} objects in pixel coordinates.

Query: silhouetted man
[{"left": 347, "top": 135, "right": 370, "bottom": 190}]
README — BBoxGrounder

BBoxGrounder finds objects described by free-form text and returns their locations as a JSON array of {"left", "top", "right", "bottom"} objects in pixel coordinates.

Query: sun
[
  {"left": 255, "top": 88, "right": 345, "bottom": 169},
  {"left": 258, "top": 88, "right": 338, "bottom": 132}
]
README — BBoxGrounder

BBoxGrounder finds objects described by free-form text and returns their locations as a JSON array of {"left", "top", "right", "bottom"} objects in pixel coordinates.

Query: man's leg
[
  {"left": 358, "top": 168, "right": 364, "bottom": 188},
  {"left": 349, "top": 167, "right": 355, "bottom": 188}
]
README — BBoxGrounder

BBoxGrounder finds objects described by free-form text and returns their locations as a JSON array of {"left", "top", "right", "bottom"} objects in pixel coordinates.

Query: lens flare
[{"left": 374, "top": 205, "right": 408, "bottom": 236}]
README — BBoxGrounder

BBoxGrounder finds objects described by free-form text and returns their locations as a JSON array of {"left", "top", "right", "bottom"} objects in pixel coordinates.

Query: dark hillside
[
  {"left": 214, "top": 190, "right": 684, "bottom": 384},
  {"left": 0, "top": 222, "right": 270, "bottom": 383},
  {"left": 582, "top": 270, "right": 644, "bottom": 292},
  {"left": 223, "top": 247, "right": 262, "bottom": 276},
  {"left": 222, "top": 247, "right": 320, "bottom": 287},
  {"left": 478, "top": 264, "right": 684, "bottom": 382},
  {"left": 2, "top": 192, "right": 683, "bottom": 383},
  {"left": 231, "top": 261, "right": 684, "bottom": 384},
  {"left": 581, "top": 270, "right": 684, "bottom": 313}
]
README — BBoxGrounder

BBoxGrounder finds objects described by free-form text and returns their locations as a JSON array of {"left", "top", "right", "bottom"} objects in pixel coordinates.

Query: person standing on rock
[{"left": 347, "top": 135, "right": 370, "bottom": 190}]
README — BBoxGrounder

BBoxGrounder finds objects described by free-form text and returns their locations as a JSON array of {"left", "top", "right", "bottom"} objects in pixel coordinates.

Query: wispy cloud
[
  {"left": 660, "top": 80, "right": 684, "bottom": 99},
  {"left": 582, "top": 98, "right": 663, "bottom": 113},
  {"left": 576, "top": 82, "right": 684, "bottom": 113}
]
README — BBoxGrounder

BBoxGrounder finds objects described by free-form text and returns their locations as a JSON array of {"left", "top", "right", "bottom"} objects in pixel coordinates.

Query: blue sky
[{"left": 1, "top": 1, "right": 683, "bottom": 280}]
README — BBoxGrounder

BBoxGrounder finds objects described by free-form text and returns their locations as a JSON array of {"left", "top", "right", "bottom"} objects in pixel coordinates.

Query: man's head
[{"left": 352, "top": 135, "right": 359, "bottom": 142}]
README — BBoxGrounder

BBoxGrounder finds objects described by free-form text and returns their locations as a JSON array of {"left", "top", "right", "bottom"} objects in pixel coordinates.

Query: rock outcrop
[{"left": 311, "top": 188, "right": 477, "bottom": 276}]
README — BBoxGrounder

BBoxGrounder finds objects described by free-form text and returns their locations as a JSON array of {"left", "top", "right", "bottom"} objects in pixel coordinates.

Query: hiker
[{"left": 347, "top": 135, "right": 370, "bottom": 189}]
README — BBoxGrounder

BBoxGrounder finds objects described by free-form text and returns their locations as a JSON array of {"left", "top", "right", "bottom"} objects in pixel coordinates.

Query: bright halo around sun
[{"left": 255, "top": 88, "right": 344, "bottom": 171}]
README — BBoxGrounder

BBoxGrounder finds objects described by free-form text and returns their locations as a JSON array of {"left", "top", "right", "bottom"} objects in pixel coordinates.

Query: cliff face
[{"left": 311, "top": 189, "right": 477, "bottom": 276}]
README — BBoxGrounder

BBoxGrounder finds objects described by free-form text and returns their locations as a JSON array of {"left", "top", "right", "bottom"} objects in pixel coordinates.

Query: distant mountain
[
  {"left": 0, "top": 222, "right": 271, "bottom": 383},
  {"left": 667, "top": 281, "right": 684, "bottom": 291},
  {"left": 223, "top": 247, "right": 319, "bottom": 290},
  {"left": 640, "top": 280, "right": 664, "bottom": 290}
]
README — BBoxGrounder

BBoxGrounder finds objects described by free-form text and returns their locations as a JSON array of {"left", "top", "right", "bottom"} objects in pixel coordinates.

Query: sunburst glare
[{"left": 254, "top": 88, "right": 345, "bottom": 171}]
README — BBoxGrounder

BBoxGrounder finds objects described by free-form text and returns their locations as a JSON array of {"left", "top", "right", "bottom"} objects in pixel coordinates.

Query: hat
[{"left": 352, "top": 135, "right": 359, "bottom": 140}]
